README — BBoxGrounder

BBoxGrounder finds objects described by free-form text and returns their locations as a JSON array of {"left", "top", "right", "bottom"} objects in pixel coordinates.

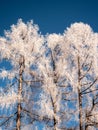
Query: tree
[
  {"left": 0, "top": 19, "right": 45, "bottom": 130},
  {"left": 38, "top": 32, "right": 79, "bottom": 130},
  {"left": 63, "top": 22, "right": 98, "bottom": 130},
  {"left": 39, "top": 33, "right": 65, "bottom": 130}
]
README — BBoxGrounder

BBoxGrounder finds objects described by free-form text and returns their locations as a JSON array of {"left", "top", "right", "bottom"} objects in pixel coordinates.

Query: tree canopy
[{"left": 0, "top": 19, "right": 98, "bottom": 130}]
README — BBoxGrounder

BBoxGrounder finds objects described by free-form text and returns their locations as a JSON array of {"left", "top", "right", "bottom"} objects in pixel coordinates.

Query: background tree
[{"left": 37, "top": 32, "right": 79, "bottom": 130}]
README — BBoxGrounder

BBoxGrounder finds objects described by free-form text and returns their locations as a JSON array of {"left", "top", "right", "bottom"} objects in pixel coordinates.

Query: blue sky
[{"left": 0, "top": 0, "right": 98, "bottom": 35}]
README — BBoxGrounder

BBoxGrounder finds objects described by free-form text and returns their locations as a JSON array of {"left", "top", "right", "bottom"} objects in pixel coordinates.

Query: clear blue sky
[{"left": 0, "top": 0, "right": 98, "bottom": 34}]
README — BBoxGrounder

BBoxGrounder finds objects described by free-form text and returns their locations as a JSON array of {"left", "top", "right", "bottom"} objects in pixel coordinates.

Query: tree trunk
[
  {"left": 77, "top": 56, "right": 83, "bottom": 130},
  {"left": 50, "top": 95, "right": 57, "bottom": 130},
  {"left": 16, "top": 56, "right": 25, "bottom": 130},
  {"left": 78, "top": 88, "right": 83, "bottom": 130},
  {"left": 50, "top": 51, "right": 57, "bottom": 130}
]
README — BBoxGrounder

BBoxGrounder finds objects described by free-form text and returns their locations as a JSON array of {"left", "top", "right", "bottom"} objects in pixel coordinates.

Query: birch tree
[
  {"left": 0, "top": 19, "right": 44, "bottom": 130},
  {"left": 63, "top": 22, "right": 98, "bottom": 130},
  {"left": 37, "top": 32, "right": 78, "bottom": 130}
]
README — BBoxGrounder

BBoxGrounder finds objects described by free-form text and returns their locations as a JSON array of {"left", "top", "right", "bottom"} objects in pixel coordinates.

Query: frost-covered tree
[
  {"left": 63, "top": 23, "right": 98, "bottom": 130},
  {"left": 0, "top": 19, "right": 45, "bottom": 130},
  {"left": 38, "top": 32, "right": 79, "bottom": 130},
  {"left": 38, "top": 33, "right": 64, "bottom": 130}
]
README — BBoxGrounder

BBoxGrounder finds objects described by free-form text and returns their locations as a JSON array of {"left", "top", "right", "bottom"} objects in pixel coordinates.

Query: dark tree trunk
[{"left": 77, "top": 56, "right": 83, "bottom": 130}]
